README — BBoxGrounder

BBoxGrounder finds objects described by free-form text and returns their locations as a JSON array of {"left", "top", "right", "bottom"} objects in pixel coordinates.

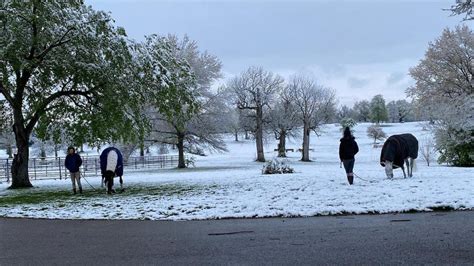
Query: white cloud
[
  {"left": 308, "top": 60, "right": 417, "bottom": 106},
  {"left": 216, "top": 59, "right": 418, "bottom": 107}
]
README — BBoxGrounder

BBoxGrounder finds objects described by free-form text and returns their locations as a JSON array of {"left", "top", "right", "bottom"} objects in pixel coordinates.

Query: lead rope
[
  {"left": 353, "top": 172, "right": 371, "bottom": 182},
  {"left": 81, "top": 171, "right": 97, "bottom": 190}
]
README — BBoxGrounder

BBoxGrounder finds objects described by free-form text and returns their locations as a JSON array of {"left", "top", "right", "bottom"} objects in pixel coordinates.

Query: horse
[
  {"left": 100, "top": 147, "right": 124, "bottom": 194},
  {"left": 380, "top": 134, "right": 418, "bottom": 179}
]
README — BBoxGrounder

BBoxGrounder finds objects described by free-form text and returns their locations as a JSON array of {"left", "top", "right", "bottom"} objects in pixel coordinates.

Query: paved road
[{"left": 1, "top": 211, "right": 473, "bottom": 265}]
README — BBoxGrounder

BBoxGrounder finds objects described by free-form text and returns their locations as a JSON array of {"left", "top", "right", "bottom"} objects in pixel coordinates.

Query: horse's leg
[
  {"left": 119, "top": 176, "right": 123, "bottom": 191},
  {"left": 404, "top": 159, "right": 410, "bottom": 178},
  {"left": 409, "top": 158, "right": 414, "bottom": 177},
  {"left": 401, "top": 164, "right": 407, "bottom": 178}
]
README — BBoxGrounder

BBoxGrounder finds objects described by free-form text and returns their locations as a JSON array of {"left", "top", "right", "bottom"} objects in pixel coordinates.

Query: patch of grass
[
  {"left": 0, "top": 183, "right": 210, "bottom": 207},
  {"left": 0, "top": 190, "right": 74, "bottom": 205},
  {"left": 119, "top": 184, "right": 203, "bottom": 197},
  {"left": 401, "top": 209, "right": 419, "bottom": 213},
  {"left": 0, "top": 189, "right": 103, "bottom": 206},
  {"left": 428, "top": 205, "right": 455, "bottom": 212}
]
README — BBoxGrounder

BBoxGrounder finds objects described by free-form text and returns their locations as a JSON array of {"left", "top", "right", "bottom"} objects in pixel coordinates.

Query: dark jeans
[{"left": 342, "top": 159, "right": 355, "bottom": 174}]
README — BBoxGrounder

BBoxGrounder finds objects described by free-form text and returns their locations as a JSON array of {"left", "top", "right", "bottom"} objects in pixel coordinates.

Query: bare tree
[
  {"left": 228, "top": 66, "right": 284, "bottom": 162},
  {"left": 287, "top": 74, "right": 336, "bottom": 162},
  {"left": 113, "top": 143, "right": 141, "bottom": 163},
  {"left": 219, "top": 88, "right": 247, "bottom": 142},
  {"left": 222, "top": 107, "right": 241, "bottom": 142},
  {"left": 387, "top": 101, "right": 399, "bottom": 123},
  {"left": 239, "top": 109, "right": 255, "bottom": 140},
  {"left": 353, "top": 100, "right": 371, "bottom": 122},
  {"left": 269, "top": 87, "right": 300, "bottom": 157},
  {"left": 337, "top": 105, "right": 357, "bottom": 121},
  {"left": 420, "top": 137, "right": 436, "bottom": 166},
  {"left": 399, "top": 100, "right": 411, "bottom": 122}
]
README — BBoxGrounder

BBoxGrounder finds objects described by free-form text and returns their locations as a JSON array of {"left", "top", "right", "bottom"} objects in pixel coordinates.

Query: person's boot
[
  {"left": 73, "top": 188, "right": 77, "bottom": 194},
  {"left": 347, "top": 174, "right": 353, "bottom": 185}
]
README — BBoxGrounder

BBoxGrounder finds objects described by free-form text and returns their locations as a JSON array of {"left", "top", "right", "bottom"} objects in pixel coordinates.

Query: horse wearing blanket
[
  {"left": 380, "top": 134, "right": 418, "bottom": 179},
  {"left": 100, "top": 147, "right": 124, "bottom": 194}
]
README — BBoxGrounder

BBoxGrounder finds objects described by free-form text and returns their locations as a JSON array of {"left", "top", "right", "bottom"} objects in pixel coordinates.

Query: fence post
[
  {"left": 58, "top": 157, "right": 62, "bottom": 180},
  {"left": 6, "top": 159, "right": 10, "bottom": 183},
  {"left": 65, "top": 157, "right": 68, "bottom": 179},
  {"left": 33, "top": 158, "right": 37, "bottom": 180}
]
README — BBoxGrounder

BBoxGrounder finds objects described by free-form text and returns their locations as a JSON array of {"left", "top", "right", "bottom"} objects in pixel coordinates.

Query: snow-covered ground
[{"left": 0, "top": 122, "right": 472, "bottom": 220}]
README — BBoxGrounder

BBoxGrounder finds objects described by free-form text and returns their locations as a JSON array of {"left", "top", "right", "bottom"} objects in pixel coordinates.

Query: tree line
[{"left": 0, "top": 1, "right": 472, "bottom": 189}]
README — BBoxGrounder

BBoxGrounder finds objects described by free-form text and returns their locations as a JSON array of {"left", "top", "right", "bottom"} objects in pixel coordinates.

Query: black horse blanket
[{"left": 380, "top": 134, "right": 418, "bottom": 169}]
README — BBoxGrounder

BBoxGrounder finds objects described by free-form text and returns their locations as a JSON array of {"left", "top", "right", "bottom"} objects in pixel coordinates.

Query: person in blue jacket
[
  {"left": 100, "top": 147, "right": 124, "bottom": 194},
  {"left": 65, "top": 146, "right": 83, "bottom": 194}
]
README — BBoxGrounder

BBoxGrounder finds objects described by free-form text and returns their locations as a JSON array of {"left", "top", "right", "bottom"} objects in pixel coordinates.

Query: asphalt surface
[{"left": 1, "top": 211, "right": 473, "bottom": 265}]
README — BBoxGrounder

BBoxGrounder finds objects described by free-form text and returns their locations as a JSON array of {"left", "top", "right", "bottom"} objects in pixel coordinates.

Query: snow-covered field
[{"left": 0, "top": 122, "right": 472, "bottom": 220}]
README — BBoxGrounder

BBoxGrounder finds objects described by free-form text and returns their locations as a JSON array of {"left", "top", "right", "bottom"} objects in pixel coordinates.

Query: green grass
[{"left": 0, "top": 183, "right": 208, "bottom": 207}]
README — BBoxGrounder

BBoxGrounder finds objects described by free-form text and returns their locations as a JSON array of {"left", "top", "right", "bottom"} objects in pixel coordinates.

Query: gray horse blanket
[{"left": 380, "top": 134, "right": 418, "bottom": 169}]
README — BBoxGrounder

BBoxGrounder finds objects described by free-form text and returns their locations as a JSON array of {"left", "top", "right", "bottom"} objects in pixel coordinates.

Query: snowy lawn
[{"left": 0, "top": 122, "right": 472, "bottom": 220}]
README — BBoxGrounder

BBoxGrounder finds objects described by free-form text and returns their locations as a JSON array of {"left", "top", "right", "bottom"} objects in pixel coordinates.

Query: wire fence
[{"left": 0, "top": 154, "right": 181, "bottom": 182}]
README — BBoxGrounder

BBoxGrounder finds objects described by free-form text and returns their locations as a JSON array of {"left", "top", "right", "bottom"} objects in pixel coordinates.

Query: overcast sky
[{"left": 86, "top": 0, "right": 467, "bottom": 106}]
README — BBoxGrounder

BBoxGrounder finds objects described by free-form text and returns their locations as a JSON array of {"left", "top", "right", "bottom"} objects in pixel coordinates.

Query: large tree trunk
[
  {"left": 177, "top": 132, "right": 186, "bottom": 168},
  {"left": 10, "top": 123, "right": 33, "bottom": 188},
  {"left": 277, "top": 129, "right": 287, "bottom": 157},
  {"left": 301, "top": 123, "right": 311, "bottom": 162},
  {"left": 234, "top": 130, "right": 239, "bottom": 142},
  {"left": 255, "top": 107, "right": 265, "bottom": 162}
]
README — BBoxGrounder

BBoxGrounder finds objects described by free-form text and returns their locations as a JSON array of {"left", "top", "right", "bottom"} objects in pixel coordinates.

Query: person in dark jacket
[
  {"left": 339, "top": 127, "right": 359, "bottom": 185},
  {"left": 65, "top": 146, "right": 83, "bottom": 194}
]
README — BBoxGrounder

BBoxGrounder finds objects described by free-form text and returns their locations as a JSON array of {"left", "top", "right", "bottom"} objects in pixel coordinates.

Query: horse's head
[
  {"left": 383, "top": 161, "right": 394, "bottom": 179},
  {"left": 103, "top": 170, "right": 115, "bottom": 183}
]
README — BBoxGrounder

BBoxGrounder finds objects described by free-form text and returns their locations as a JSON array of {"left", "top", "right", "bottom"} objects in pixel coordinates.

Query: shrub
[
  {"left": 367, "top": 125, "right": 386, "bottom": 144},
  {"left": 340, "top": 117, "right": 357, "bottom": 131},
  {"left": 185, "top": 156, "right": 196, "bottom": 167},
  {"left": 436, "top": 128, "right": 473, "bottom": 167},
  {"left": 262, "top": 158, "right": 294, "bottom": 174}
]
